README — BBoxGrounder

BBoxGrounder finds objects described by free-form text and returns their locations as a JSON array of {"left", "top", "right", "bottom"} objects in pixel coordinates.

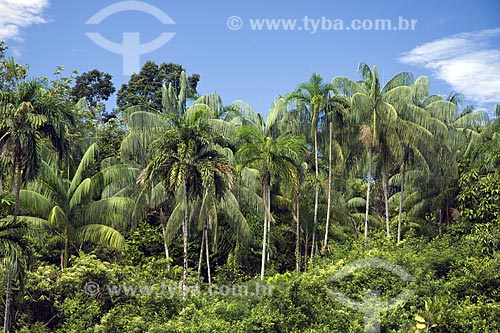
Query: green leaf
[{"left": 414, "top": 314, "right": 426, "bottom": 323}]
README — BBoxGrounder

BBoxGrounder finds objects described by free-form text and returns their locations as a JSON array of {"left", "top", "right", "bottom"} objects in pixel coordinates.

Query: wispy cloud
[
  {"left": 0, "top": 0, "right": 49, "bottom": 41},
  {"left": 399, "top": 28, "right": 500, "bottom": 106}
]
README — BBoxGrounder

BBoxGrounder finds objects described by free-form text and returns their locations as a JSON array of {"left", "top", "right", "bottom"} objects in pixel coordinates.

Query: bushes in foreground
[{"left": 14, "top": 230, "right": 500, "bottom": 332}]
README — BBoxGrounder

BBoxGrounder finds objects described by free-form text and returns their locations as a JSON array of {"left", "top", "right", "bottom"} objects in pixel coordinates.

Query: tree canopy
[{"left": 1, "top": 43, "right": 500, "bottom": 332}]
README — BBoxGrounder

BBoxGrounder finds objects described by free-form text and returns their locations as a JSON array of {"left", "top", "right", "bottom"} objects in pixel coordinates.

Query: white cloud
[
  {"left": 399, "top": 28, "right": 500, "bottom": 106},
  {"left": 0, "top": 0, "right": 49, "bottom": 41}
]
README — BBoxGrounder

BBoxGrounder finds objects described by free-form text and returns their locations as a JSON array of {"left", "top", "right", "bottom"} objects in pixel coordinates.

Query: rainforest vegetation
[{"left": 1, "top": 40, "right": 500, "bottom": 332}]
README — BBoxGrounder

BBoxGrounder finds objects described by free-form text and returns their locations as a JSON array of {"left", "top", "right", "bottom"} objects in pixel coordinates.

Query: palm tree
[
  {"left": 333, "top": 63, "right": 413, "bottom": 239},
  {"left": 236, "top": 99, "right": 306, "bottom": 280},
  {"left": 194, "top": 175, "right": 249, "bottom": 284},
  {"left": 0, "top": 78, "right": 72, "bottom": 333},
  {"left": 401, "top": 81, "right": 488, "bottom": 237},
  {"left": 139, "top": 110, "right": 234, "bottom": 292},
  {"left": 122, "top": 78, "right": 244, "bottom": 282},
  {"left": 287, "top": 73, "right": 333, "bottom": 256},
  {"left": 275, "top": 160, "right": 307, "bottom": 272},
  {"left": 322, "top": 95, "right": 349, "bottom": 252},
  {"left": 0, "top": 192, "right": 29, "bottom": 333},
  {"left": 17, "top": 144, "right": 134, "bottom": 270}
]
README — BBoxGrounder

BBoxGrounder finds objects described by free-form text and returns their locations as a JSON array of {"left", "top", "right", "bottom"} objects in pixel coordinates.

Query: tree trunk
[
  {"left": 438, "top": 208, "right": 442, "bottom": 237},
  {"left": 266, "top": 202, "right": 270, "bottom": 263},
  {"left": 62, "top": 227, "right": 69, "bottom": 270},
  {"left": 204, "top": 225, "right": 211, "bottom": 285},
  {"left": 322, "top": 121, "right": 333, "bottom": 254},
  {"left": 311, "top": 127, "right": 319, "bottom": 257},
  {"left": 159, "top": 208, "right": 170, "bottom": 272},
  {"left": 293, "top": 195, "right": 301, "bottom": 272},
  {"left": 364, "top": 148, "right": 373, "bottom": 240},
  {"left": 303, "top": 232, "right": 309, "bottom": 270},
  {"left": 350, "top": 216, "right": 359, "bottom": 239},
  {"left": 383, "top": 169, "right": 390, "bottom": 239},
  {"left": 3, "top": 270, "right": 12, "bottom": 333},
  {"left": 397, "top": 158, "right": 406, "bottom": 243},
  {"left": 4, "top": 162, "right": 22, "bottom": 333},
  {"left": 197, "top": 227, "right": 205, "bottom": 278},
  {"left": 182, "top": 192, "right": 189, "bottom": 294},
  {"left": 260, "top": 173, "right": 270, "bottom": 280}
]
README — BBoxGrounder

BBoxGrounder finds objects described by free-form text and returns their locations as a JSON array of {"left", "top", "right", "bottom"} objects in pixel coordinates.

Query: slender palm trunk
[
  {"left": 438, "top": 209, "right": 442, "bottom": 237},
  {"left": 260, "top": 172, "right": 270, "bottom": 280},
  {"left": 3, "top": 269, "right": 12, "bottom": 333},
  {"left": 204, "top": 225, "right": 211, "bottom": 285},
  {"left": 62, "top": 227, "right": 69, "bottom": 270},
  {"left": 311, "top": 128, "right": 319, "bottom": 257},
  {"left": 182, "top": 192, "right": 189, "bottom": 293},
  {"left": 397, "top": 158, "right": 407, "bottom": 243},
  {"left": 159, "top": 208, "right": 170, "bottom": 272},
  {"left": 364, "top": 148, "right": 373, "bottom": 240},
  {"left": 293, "top": 195, "right": 301, "bottom": 272},
  {"left": 266, "top": 205, "right": 270, "bottom": 263},
  {"left": 383, "top": 170, "right": 390, "bottom": 239},
  {"left": 303, "top": 232, "right": 309, "bottom": 270},
  {"left": 322, "top": 121, "right": 333, "bottom": 253},
  {"left": 260, "top": 208, "right": 267, "bottom": 280},
  {"left": 4, "top": 162, "right": 21, "bottom": 333},
  {"left": 197, "top": 228, "right": 205, "bottom": 278},
  {"left": 350, "top": 216, "right": 359, "bottom": 239}
]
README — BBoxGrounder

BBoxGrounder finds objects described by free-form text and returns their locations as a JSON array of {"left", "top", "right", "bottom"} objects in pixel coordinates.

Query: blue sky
[{"left": 1, "top": 0, "right": 499, "bottom": 116}]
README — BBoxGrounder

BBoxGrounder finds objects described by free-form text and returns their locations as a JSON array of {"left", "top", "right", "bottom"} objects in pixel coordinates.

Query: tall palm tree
[
  {"left": 333, "top": 63, "right": 413, "bottom": 239},
  {"left": 17, "top": 144, "right": 134, "bottom": 270},
  {"left": 139, "top": 109, "right": 234, "bottom": 292},
  {"left": 401, "top": 80, "right": 488, "bottom": 236},
  {"left": 322, "top": 95, "right": 349, "bottom": 252},
  {"left": 0, "top": 78, "right": 72, "bottom": 333},
  {"left": 236, "top": 99, "right": 306, "bottom": 280},
  {"left": 275, "top": 160, "right": 307, "bottom": 272},
  {"left": 287, "top": 73, "right": 333, "bottom": 256},
  {"left": 122, "top": 77, "right": 244, "bottom": 281},
  {"left": 194, "top": 174, "right": 249, "bottom": 284},
  {"left": 0, "top": 194, "right": 30, "bottom": 325}
]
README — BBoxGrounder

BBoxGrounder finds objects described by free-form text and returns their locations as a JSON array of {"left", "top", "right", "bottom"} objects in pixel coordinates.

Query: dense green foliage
[
  {"left": 1, "top": 41, "right": 500, "bottom": 332},
  {"left": 116, "top": 61, "right": 199, "bottom": 112}
]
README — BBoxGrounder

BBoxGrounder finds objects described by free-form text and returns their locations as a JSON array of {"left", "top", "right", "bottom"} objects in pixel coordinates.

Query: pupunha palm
[
  {"left": 0, "top": 217, "right": 30, "bottom": 332},
  {"left": 403, "top": 80, "right": 488, "bottom": 234},
  {"left": 287, "top": 73, "right": 333, "bottom": 256},
  {"left": 123, "top": 78, "right": 242, "bottom": 278},
  {"left": 333, "top": 62, "right": 413, "bottom": 239},
  {"left": 0, "top": 77, "right": 72, "bottom": 333},
  {"left": 387, "top": 78, "right": 447, "bottom": 242},
  {"left": 194, "top": 170, "right": 249, "bottom": 284},
  {"left": 0, "top": 218, "right": 28, "bottom": 278},
  {"left": 322, "top": 95, "right": 349, "bottom": 253},
  {"left": 17, "top": 143, "right": 134, "bottom": 270},
  {"left": 275, "top": 160, "right": 307, "bottom": 272},
  {"left": 139, "top": 109, "right": 234, "bottom": 292},
  {"left": 236, "top": 99, "right": 306, "bottom": 279}
]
